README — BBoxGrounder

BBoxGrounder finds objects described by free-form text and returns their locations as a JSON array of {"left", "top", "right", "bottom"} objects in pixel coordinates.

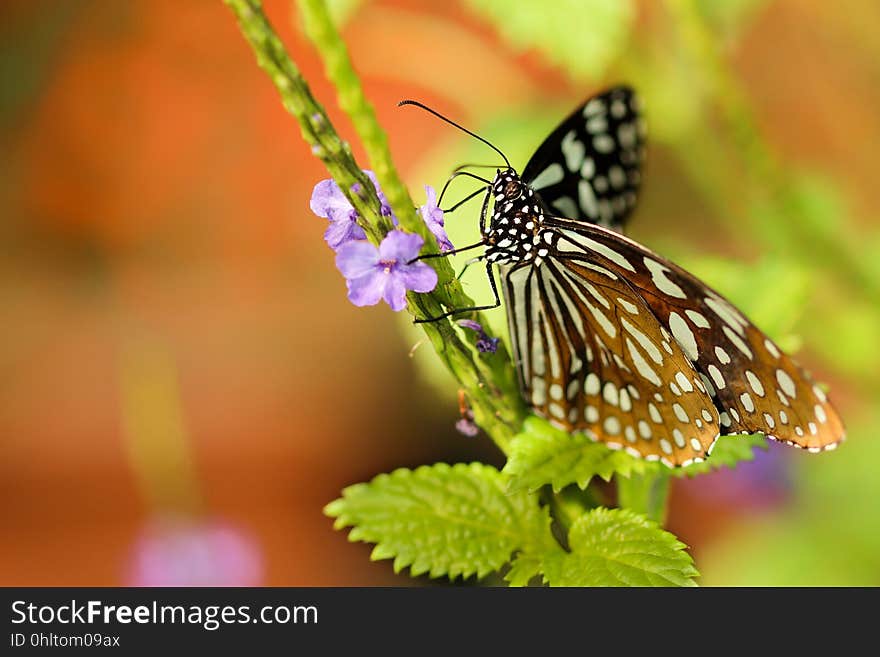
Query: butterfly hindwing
[
  {"left": 521, "top": 86, "right": 645, "bottom": 234},
  {"left": 543, "top": 218, "right": 845, "bottom": 452}
]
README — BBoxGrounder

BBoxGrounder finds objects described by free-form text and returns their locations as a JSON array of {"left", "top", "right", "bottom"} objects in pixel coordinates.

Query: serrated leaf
[
  {"left": 324, "top": 462, "right": 552, "bottom": 581},
  {"left": 504, "top": 553, "right": 544, "bottom": 587},
  {"left": 504, "top": 417, "right": 649, "bottom": 493},
  {"left": 504, "top": 418, "right": 769, "bottom": 491},
  {"left": 463, "top": 0, "right": 635, "bottom": 82},
  {"left": 542, "top": 508, "right": 699, "bottom": 587}
]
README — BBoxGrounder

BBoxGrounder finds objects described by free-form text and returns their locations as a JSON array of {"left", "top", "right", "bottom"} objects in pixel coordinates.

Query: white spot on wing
[
  {"left": 530, "top": 163, "right": 565, "bottom": 190},
  {"left": 593, "top": 134, "right": 615, "bottom": 153},
  {"left": 561, "top": 130, "right": 585, "bottom": 172},
  {"left": 617, "top": 297, "right": 639, "bottom": 314},
  {"left": 560, "top": 232, "right": 635, "bottom": 272},
  {"left": 673, "top": 403, "right": 688, "bottom": 423},
  {"left": 746, "top": 370, "right": 765, "bottom": 397},
  {"left": 685, "top": 310, "right": 710, "bottom": 328},
  {"left": 622, "top": 318, "right": 662, "bottom": 364},
  {"left": 669, "top": 312, "right": 699, "bottom": 361},
  {"left": 705, "top": 296, "right": 746, "bottom": 336},
  {"left": 626, "top": 337, "right": 661, "bottom": 386},
  {"left": 776, "top": 369, "right": 797, "bottom": 398},
  {"left": 552, "top": 196, "right": 579, "bottom": 219},
  {"left": 714, "top": 346, "right": 731, "bottom": 364},
  {"left": 675, "top": 371, "right": 694, "bottom": 392},
  {"left": 580, "top": 158, "right": 595, "bottom": 179},
  {"left": 708, "top": 364, "right": 725, "bottom": 389},
  {"left": 604, "top": 416, "right": 621, "bottom": 435},
  {"left": 603, "top": 382, "right": 619, "bottom": 406},
  {"left": 644, "top": 258, "right": 687, "bottom": 299},
  {"left": 723, "top": 325, "right": 753, "bottom": 359},
  {"left": 577, "top": 181, "right": 598, "bottom": 219}
]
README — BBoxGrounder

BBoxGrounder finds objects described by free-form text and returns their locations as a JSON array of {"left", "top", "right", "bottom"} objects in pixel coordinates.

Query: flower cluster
[{"left": 310, "top": 171, "right": 454, "bottom": 311}]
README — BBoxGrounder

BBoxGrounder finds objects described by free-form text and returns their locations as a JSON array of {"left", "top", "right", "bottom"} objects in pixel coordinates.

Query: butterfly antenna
[{"left": 398, "top": 100, "right": 511, "bottom": 170}]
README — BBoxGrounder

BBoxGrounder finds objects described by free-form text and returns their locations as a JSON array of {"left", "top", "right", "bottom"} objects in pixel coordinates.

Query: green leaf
[
  {"left": 504, "top": 553, "right": 545, "bottom": 587},
  {"left": 324, "top": 462, "right": 552, "bottom": 580},
  {"left": 672, "top": 433, "right": 767, "bottom": 478},
  {"left": 541, "top": 508, "right": 699, "bottom": 587},
  {"left": 504, "top": 417, "right": 649, "bottom": 493},
  {"left": 463, "top": 0, "right": 636, "bottom": 82},
  {"left": 504, "top": 417, "right": 769, "bottom": 491}
]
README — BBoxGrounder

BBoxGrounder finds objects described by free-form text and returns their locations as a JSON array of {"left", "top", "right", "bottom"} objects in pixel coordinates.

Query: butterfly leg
[
  {"left": 407, "top": 240, "right": 485, "bottom": 265},
  {"left": 413, "top": 261, "right": 501, "bottom": 324}
]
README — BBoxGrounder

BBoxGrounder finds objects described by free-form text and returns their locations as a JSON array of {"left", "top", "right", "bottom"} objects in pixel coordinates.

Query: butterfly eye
[{"left": 503, "top": 180, "right": 523, "bottom": 200}]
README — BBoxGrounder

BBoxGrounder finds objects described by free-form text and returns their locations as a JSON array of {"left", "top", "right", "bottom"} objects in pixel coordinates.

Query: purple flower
[
  {"left": 126, "top": 516, "right": 263, "bottom": 586},
  {"left": 455, "top": 417, "right": 480, "bottom": 437},
  {"left": 419, "top": 185, "right": 454, "bottom": 252},
  {"left": 310, "top": 170, "right": 394, "bottom": 250},
  {"left": 335, "top": 230, "right": 437, "bottom": 311},
  {"left": 457, "top": 319, "right": 499, "bottom": 353}
]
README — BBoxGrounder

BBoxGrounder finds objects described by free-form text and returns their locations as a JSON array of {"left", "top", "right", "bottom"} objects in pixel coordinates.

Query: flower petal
[
  {"left": 455, "top": 418, "right": 480, "bottom": 437},
  {"left": 382, "top": 272, "right": 408, "bottom": 311},
  {"left": 335, "top": 240, "right": 379, "bottom": 279},
  {"left": 419, "top": 185, "right": 453, "bottom": 252},
  {"left": 346, "top": 271, "right": 387, "bottom": 307},
  {"left": 324, "top": 216, "right": 366, "bottom": 251},
  {"left": 378, "top": 230, "right": 424, "bottom": 264},
  {"left": 310, "top": 179, "right": 352, "bottom": 220},
  {"left": 398, "top": 261, "right": 438, "bottom": 294},
  {"left": 457, "top": 319, "right": 483, "bottom": 333},
  {"left": 476, "top": 336, "right": 500, "bottom": 354},
  {"left": 424, "top": 184, "right": 437, "bottom": 208},
  {"left": 428, "top": 222, "right": 454, "bottom": 252}
]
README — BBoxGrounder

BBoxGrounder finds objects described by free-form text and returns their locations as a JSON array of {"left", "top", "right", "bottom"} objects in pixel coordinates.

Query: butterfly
[{"left": 400, "top": 88, "right": 844, "bottom": 467}]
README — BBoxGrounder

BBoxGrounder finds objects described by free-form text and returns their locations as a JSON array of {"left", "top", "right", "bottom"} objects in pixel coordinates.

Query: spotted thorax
[{"left": 485, "top": 169, "right": 552, "bottom": 267}]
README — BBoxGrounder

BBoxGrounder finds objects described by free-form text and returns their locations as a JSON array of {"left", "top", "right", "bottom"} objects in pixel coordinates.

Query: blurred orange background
[{"left": 2, "top": 0, "right": 878, "bottom": 585}]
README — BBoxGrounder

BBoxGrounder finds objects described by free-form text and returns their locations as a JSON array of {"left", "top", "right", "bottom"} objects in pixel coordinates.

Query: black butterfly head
[{"left": 484, "top": 168, "right": 546, "bottom": 265}]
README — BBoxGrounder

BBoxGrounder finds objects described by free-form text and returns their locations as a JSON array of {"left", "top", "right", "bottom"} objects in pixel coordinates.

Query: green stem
[
  {"left": 617, "top": 472, "right": 671, "bottom": 525},
  {"left": 223, "top": 0, "right": 525, "bottom": 454}
]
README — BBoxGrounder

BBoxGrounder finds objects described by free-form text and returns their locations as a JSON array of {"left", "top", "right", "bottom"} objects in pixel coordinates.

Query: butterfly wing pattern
[
  {"left": 504, "top": 255, "right": 720, "bottom": 467},
  {"left": 502, "top": 215, "right": 845, "bottom": 465},
  {"left": 546, "top": 219, "right": 845, "bottom": 453},
  {"left": 521, "top": 86, "right": 645, "bottom": 234}
]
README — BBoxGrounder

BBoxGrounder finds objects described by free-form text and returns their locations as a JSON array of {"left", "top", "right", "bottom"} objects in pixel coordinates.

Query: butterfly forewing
[
  {"left": 543, "top": 218, "right": 845, "bottom": 452},
  {"left": 503, "top": 255, "right": 720, "bottom": 467},
  {"left": 521, "top": 86, "right": 645, "bottom": 234}
]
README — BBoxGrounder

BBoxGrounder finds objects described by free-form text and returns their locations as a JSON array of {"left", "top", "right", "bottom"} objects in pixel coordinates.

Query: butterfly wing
[
  {"left": 544, "top": 218, "right": 845, "bottom": 452},
  {"left": 502, "top": 257, "right": 720, "bottom": 467},
  {"left": 521, "top": 86, "right": 645, "bottom": 233}
]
